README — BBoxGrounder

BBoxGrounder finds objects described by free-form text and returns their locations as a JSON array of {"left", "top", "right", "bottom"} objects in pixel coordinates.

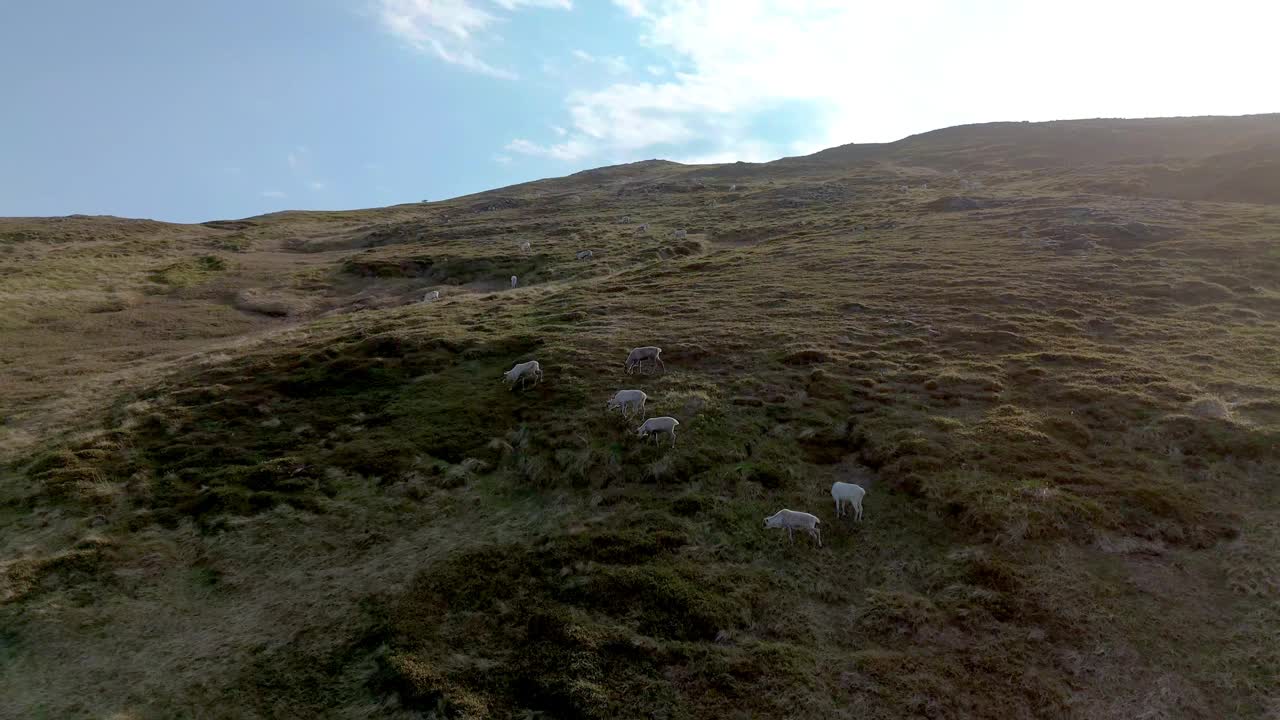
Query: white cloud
[
  {"left": 506, "top": 136, "right": 594, "bottom": 160},
  {"left": 493, "top": 0, "right": 570, "bottom": 8},
  {"left": 283, "top": 149, "right": 327, "bottom": 191},
  {"left": 287, "top": 147, "right": 309, "bottom": 170},
  {"left": 551, "top": 125, "right": 567, "bottom": 136},
  {"left": 612, "top": 0, "right": 649, "bottom": 18},
  {"left": 261, "top": 190, "right": 286, "bottom": 199},
  {"left": 508, "top": 0, "right": 1280, "bottom": 165},
  {"left": 377, "top": 0, "right": 573, "bottom": 79},
  {"left": 601, "top": 56, "right": 629, "bottom": 75},
  {"left": 494, "top": 154, "right": 513, "bottom": 164},
  {"left": 571, "top": 48, "right": 630, "bottom": 75}
]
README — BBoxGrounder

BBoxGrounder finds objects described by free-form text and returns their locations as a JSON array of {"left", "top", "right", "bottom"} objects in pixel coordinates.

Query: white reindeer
[
  {"left": 606, "top": 389, "right": 648, "bottom": 418},
  {"left": 502, "top": 360, "right": 542, "bottom": 390},
  {"left": 625, "top": 346, "right": 665, "bottom": 375},
  {"left": 831, "top": 481, "right": 865, "bottom": 521},
  {"left": 764, "top": 509, "right": 822, "bottom": 547},
  {"left": 636, "top": 416, "right": 680, "bottom": 446}
]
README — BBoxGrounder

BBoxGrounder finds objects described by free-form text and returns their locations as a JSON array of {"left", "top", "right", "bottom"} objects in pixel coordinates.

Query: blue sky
[{"left": 1, "top": 0, "right": 1275, "bottom": 223}]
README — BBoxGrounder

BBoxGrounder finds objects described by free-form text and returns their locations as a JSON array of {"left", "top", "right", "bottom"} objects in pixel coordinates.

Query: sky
[{"left": 1, "top": 0, "right": 1276, "bottom": 223}]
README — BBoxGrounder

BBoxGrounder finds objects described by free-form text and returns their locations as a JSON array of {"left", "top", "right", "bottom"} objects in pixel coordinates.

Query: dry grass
[{"left": 3, "top": 116, "right": 1280, "bottom": 718}]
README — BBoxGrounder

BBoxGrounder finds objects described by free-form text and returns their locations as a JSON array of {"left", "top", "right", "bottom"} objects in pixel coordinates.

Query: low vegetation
[{"left": 2, "top": 116, "right": 1279, "bottom": 718}]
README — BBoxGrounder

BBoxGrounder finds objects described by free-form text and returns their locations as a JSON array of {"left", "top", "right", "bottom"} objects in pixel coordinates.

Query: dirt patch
[{"left": 232, "top": 289, "right": 309, "bottom": 317}]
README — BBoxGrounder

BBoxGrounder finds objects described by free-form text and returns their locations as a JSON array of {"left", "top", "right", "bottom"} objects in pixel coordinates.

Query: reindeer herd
[{"left": 502, "top": 345, "right": 866, "bottom": 549}]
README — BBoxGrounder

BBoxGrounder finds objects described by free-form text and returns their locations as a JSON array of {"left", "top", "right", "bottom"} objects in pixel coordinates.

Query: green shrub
[{"left": 370, "top": 522, "right": 766, "bottom": 717}]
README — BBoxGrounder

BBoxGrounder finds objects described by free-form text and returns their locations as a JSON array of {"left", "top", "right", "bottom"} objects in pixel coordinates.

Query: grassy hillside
[{"left": 2, "top": 115, "right": 1279, "bottom": 719}]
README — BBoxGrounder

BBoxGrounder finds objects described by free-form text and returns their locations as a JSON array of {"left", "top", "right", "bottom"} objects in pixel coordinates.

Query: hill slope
[{"left": 2, "top": 115, "right": 1279, "bottom": 719}]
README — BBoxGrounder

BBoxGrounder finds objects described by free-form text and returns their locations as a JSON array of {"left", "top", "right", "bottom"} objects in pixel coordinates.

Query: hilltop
[{"left": 2, "top": 114, "right": 1278, "bottom": 719}]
